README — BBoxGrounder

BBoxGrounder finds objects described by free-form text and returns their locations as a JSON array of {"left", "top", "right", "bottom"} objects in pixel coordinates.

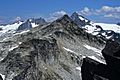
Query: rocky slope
[{"left": 0, "top": 15, "right": 106, "bottom": 80}]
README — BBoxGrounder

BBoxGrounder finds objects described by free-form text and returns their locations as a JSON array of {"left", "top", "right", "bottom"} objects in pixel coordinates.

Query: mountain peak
[
  {"left": 71, "top": 12, "right": 90, "bottom": 26},
  {"left": 55, "top": 14, "right": 73, "bottom": 25},
  {"left": 71, "top": 12, "right": 85, "bottom": 19},
  {"left": 72, "top": 12, "right": 80, "bottom": 17}
]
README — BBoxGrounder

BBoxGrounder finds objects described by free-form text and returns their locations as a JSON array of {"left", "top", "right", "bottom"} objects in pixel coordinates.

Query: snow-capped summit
[
  {"left": 30, "top": 17, "right": 46, "bottom": 25},
  {"left": 17, "top": 19, "right": 32, "bottom": 31},
  {"left": 71, "top": 12, "right": 120, "bottom": 42},
  {"left": 17, "top": 17, "right": 47, "bottom": 31}
]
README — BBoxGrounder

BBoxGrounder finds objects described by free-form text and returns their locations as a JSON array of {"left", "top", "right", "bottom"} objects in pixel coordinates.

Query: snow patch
[
  {"left": 84, "top": 25, "right": 96, "bottom": 33},
  {"left": 101, "top": 32, "right": 106, "bottom": 36},
  {"left": 31, "top": 23, "right": 39, "bottom": 28},
  {"left": 88, "top": 56, "right": 105, "bottom": 64},
  {"left": 19, "top": 42, "right": 22, "bottom": 44},
  {"left": 14, "top": 30, "right": 30, "bottom": 35},
  {"left": 76, "top": 67, "right": 81, "bottom": 71},
  {"left": 9, "top": 46, "right": 18, "bottom": 51},
  {"left": 92, "top": 32, "right": 99, "bottom": 35},
  {"left": 79, "top": 16, "right": 84, "bottom": 21},
  {"left": 63, "top": 47, "right": 78, "bottom": 55},
  {"left": 84, "top": 44, "right": 102, "bottom": 56},
  {"left": 0, "top": 58, "right": 4, "bottom": 61},
  {"left": 78, "top": 16, "right": 88, "bottom": 22},
  {"left": 106, "top": 35, "right": 112, "bottom": 39},
  {"left": 84, "top": 45, "right": 101, "bottom": 54},
  {"left": 0, "top": 73, "right": 5, "bottom": 80}
]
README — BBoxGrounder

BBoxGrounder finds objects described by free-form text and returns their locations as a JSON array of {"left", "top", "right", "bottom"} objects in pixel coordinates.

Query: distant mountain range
[
  {"left": 0, "top": 12, "right": 120, "bottom": 42},
  {"left": 0, "top": 17, "right": 47, "bottom": 41}
]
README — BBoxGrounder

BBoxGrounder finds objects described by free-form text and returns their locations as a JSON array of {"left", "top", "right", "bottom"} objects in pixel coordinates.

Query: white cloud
[
  {"left": 50, "top": 11, "right": 66, "bottom": 17},
  {"left": 82, "top": 7, "right": 90, "bottom": 13},
  {"left": 79, "top": 6, "right": 120, "bottom": 19},
  {"left": 80, "top": 7, "right": 92, "bottom": 15},
  {"left": 46, "top": 11, "right": 67, "bottom": 22},
  {"left": 13, "top": 16, "right": 21, "bottom": 22},
  {"left": 104, "top": 14, "right": 120, "bottom": 19},
  {"left": 101, "top": 6, "right": 114, "bottom": 12},
  {"left": 10, "top": 16, "right": 22, "bottom": 22},
  {"left": 104, "top": 14, "right": 113, "bottom": 17},
  {"left": 100, "top": 6, "right": 120, "bottom": 13}
]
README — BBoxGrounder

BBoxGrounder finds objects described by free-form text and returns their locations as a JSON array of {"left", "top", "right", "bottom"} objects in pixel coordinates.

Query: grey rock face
[
  {"left": 17, "top": 18, "right": 47, "bottom": 32},
  {"left": 0, "top": 15, "right": 106, "bottom": 80},
  {"left": 17, "top": 20, "right": 32, "bottom": 31},
  {"left": 0, "top": 38, "right": 83, "bottom": 80},
  {"left": 30, "top": 18, "right": 47, "bottom": 25}
]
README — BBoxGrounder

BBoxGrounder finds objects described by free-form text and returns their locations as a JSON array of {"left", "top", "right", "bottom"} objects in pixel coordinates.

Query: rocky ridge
[{"left": 0, "top": 15, "right": 106, "bottom": 80}]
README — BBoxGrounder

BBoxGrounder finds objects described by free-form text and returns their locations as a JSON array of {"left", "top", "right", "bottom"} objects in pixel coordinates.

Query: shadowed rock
[
  {"left": 81, "top": 40, "right": 120, "bottom": 80},
  {"left": 102, "top": 40, "right": 120, "bottom": 72},
  {"left": 0, "top": 75, "right": 3, "bottom": 80}
]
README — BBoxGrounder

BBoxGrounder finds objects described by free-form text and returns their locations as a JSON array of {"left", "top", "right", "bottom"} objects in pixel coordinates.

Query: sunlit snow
[
  {"left": 0, "top": 73, "right": 5, "bottom": 80},
  {"left": 84, "top": 44, "right": 102, "bottom": 56},
  {"left": 0, "top": 22, "right": 23, "bottom": 34},
  {"left": 94, "top": 23, "right": 120, "bottom": 33},
  {"left": 9, "top": 46, "right": 19, "bottom": 51},
  {"left": 88, "top": 56, "right": 105, "bottom": 64},
  {"left": 76, "top": 67, "right": 81, "bottom": 71},
  {"left": 14, "top": 30, "right": 30, "bottom": 35},
  {"left": 63, "top": 47, "right": 78, "bottom": 55},
  {"left": 31, "top": 23, "right": 39, "bottom": 28}
]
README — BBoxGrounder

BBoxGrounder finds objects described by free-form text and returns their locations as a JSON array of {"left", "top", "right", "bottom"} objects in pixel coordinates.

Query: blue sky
[{"left": 0, "top": 0, "right": 120, "bottom": 23}]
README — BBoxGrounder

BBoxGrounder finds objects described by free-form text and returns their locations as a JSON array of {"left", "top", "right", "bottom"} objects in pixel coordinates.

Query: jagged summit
[
  {"left": 55, "top": 14, "right": 73, "bottom": 24},
  {"left": 71, "top": 12, "right": 84, "bottom": 20},
  {"left": 28, "top": 17, "right": 47, "bottom": 25},
  {"left": 71, "top": 12, "right": 90, "bottom": 26},
  {"left": 17, "top": 17, "right": 47, "bottom": 32},
  {"left": 17, "top": 20, "right": 32, "bottom": 31}
]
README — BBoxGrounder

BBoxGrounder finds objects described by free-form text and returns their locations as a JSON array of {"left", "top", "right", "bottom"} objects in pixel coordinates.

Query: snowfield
[
  {"left": 31, "top": 23, "right": 39, "bottom": 28},
  {"left": 84, "top": 25, "right": 96, "bottom": 34},
  {"left": 94, "top": 23, "right": 120, "bottom": 33},
  {"left": 84, "top": 23, "right": 120, "bottom": 34},
  {"left": 0, "top": 22, "right": 23, "bottom": 34}
]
